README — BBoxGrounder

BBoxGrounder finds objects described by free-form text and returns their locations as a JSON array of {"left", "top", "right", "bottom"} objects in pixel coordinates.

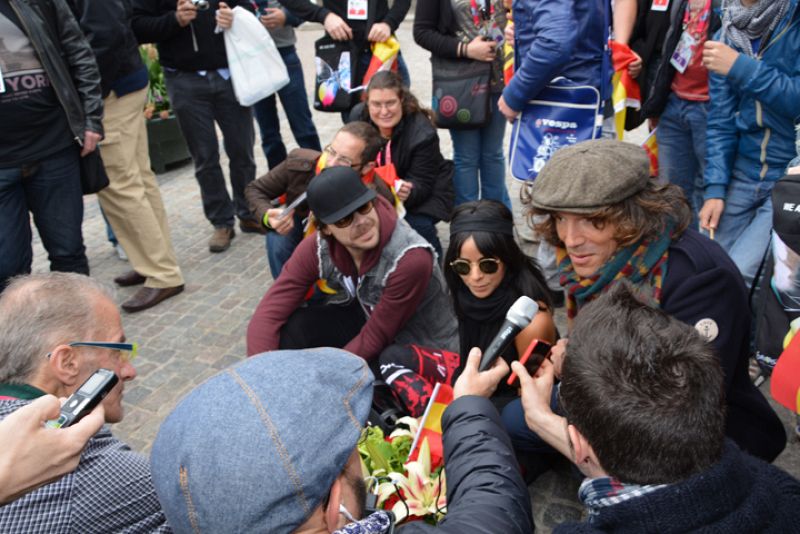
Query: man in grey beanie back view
[{"left": 149, "top": 348, "right": 532, "bottom": 533}]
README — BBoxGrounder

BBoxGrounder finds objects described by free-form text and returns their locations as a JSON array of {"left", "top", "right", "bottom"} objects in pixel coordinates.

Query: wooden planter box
[{"left": 146, "top": 115, "right": 191, "bottom": 173}]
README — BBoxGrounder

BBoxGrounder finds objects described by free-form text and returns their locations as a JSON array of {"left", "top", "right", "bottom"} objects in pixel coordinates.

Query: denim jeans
[
  {"left": 253, "top": 46, "right": 321, "bottom": 169},
  {"left": 658, "top": 94, "right": 708, "bottom": 227},
  {"left": 165, "top": 69, "right": 256, "bottom": 228},
  {"left": 403, "top": 213, "right": 442, "bottom": 259},
  {"left": 500, "top": 383, "right": 561, "bottom": 454},
  {"left": 449, "top": 93, "right": 511, "bottom": 209},
  {"left": 714, "top": 174, "right": 774, "bottom": 288},
  {"left": 265, "top": 212, "right": 305, "bottom": 278},
  {"left": 0, "top": 145, "right": 88, "bottom": 288}
]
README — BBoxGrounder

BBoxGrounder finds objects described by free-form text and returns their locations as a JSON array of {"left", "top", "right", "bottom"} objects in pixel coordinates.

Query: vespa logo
[
  {"left": 538, "top": 118, "right": 579, "bottom": 130},
  {"left": 783, "top": 203, "right": 800, "bottom": 212}
]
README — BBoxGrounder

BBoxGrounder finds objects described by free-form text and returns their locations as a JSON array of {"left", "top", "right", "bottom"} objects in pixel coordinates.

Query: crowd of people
[{"left": 2, "top": 0, "right": 800, "bottom": 531}]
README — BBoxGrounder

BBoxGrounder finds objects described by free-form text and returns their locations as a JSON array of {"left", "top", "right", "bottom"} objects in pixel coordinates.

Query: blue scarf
[{"left": 334, "top": 511, "right": 392, "bottom": 534}]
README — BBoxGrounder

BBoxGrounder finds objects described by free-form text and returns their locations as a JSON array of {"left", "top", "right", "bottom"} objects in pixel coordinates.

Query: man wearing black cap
[{"left": 246, "top": 166, "right": 458, "bottom": 364}]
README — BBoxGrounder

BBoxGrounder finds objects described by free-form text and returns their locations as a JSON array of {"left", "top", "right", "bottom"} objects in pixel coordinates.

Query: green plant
[{"left": 140, "top": 44, "right": 171, "bottom": 120}]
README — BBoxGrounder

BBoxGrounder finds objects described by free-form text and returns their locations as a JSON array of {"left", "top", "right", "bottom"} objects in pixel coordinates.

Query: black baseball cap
[
  {"left": 307, "top": 166, "right": 376, "bottom": 225},
  {"left": 773, "top": 173, "right": 800, "bottom": 254}
]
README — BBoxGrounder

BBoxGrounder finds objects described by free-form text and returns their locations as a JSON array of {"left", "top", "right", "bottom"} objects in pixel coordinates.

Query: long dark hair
[
  {"left": 444, "top": 201, "right": 552, "bottom": 320},
  {"left": 362, "top": 71, "right": 435, "bottom": 123}
]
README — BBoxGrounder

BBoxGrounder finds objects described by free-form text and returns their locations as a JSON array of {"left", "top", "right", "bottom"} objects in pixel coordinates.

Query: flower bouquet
[
  {"left": 358, "top": 416, "right": 447, "bottom": 525},
  {"left": 139, "top": 44, "right": 171, "bottom": 120}
]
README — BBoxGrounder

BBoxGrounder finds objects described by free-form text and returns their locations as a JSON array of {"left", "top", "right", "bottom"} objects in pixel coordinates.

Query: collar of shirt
[
  {"left": 0, "top": 382, "right": 47, "bottom": 400},
  {"left": 578, "top": 475, "right": 668, "bottom": 519}
]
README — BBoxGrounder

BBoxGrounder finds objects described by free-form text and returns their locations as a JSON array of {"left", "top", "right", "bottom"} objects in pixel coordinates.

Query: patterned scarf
[
  {"left": 333, "top": 511, "right": 392, "bottom": 534},
  {"left": 579, "top": 476, "right": 668, "bottom": 520},
  {"left": 558, "top": 222, "right": 675, "bottom": 320},
  {"left": 722, "top": 0, "right": 790, "bottom": 57}
]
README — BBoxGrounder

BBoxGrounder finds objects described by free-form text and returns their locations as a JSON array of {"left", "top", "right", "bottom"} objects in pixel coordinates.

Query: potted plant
[{"left": 140, "top": 44, "right": 191, "bottom": 173}]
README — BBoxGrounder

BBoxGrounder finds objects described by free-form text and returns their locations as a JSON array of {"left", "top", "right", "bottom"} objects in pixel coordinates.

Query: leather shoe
[
  {"left": 239, "top": 217, "right": 266, "bottom": 235},
  {"left": 121, "top": 285, "right": 184, "bottom": 313},
  {"left": 114, "top": 270, "right": 146, "bottom": 287},
  {"left": 209, "top": 227, "right": 235, "bottom": 253}
]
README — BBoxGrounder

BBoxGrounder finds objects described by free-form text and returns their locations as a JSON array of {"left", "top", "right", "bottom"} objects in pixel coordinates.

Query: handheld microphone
[{"left": 478, "top": 296, "right": 539, "bottom": 372}]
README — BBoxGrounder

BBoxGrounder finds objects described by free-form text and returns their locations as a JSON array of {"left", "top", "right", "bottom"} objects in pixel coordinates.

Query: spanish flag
[
  {"left": 407, "top": 382, "right": 453, "bottom": 468},
  {"left": 362, "top": 36, "right": 400, "bottom": 87},
  {"left": 641, "top": 128, "right": 659, "bottom": 177},
  {"left": 771, "top": 323, "right": 800, "bottom": 415},
  {"left": 503, "top": 21, "right": 514, "bottom": 83},
  {"left": 610, "top": 40, "right": 641, "bottom": 140}
]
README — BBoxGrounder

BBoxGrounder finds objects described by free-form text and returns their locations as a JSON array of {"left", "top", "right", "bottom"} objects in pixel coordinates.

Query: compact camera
[{"left": 191, "top": 0, "right": 209, "bottom": 10}]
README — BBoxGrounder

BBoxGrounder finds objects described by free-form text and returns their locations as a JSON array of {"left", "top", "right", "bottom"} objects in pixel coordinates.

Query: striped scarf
[
  {"left": 558, "top": 223, "right": 674, "bottom": 320},
  {"left": 722, "top": 0, "right": 790, "bottom": 57}
]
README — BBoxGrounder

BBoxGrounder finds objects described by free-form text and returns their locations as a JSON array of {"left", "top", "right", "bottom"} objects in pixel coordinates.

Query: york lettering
[{"left": 3, "top": 74, "right": 49, "bottom": 92}]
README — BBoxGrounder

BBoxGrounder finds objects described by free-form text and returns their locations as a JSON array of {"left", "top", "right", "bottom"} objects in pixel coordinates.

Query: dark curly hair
[
  {"left": 521, "top": 180, "right": 692, "bottom": 248},
  {"left": 362, "top": 70, "right": 435, "bottom": 124}
]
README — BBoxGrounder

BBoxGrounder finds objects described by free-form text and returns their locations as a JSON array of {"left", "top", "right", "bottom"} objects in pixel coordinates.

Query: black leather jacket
[{"left": 8, "top": 0, "right": 104, "bottom": 142}]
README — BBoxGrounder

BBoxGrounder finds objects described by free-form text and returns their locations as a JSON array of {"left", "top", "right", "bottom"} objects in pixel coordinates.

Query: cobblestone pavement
[{"left": 30, "top": 20, "right": 799, "bottom": 533}]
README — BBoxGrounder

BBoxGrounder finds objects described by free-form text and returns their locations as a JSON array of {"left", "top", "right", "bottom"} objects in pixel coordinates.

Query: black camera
[{"left": 191, "top": 0, "right": 209, "bottom": 10}]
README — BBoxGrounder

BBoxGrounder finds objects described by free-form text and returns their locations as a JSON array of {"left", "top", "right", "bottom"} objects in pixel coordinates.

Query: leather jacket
[{"left": 8, "top": 0, "right": 104, "bottom": 142}]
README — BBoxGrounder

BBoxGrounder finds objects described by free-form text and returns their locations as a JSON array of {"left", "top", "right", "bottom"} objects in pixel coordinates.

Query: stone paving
[{"left": 29, "top": 20, "right": 799, "bottom": 533}]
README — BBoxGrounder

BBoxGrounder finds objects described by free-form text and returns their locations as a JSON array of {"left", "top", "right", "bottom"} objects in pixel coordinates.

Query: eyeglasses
[
  {"left": 323, "top": 144, "right": 362, "bottom": 169},
  {"left": 333, "top": 200, "right": 374, "bottom": 228},
  {"left": 449, "top": 257, "right": 501, "bottom": 276},
  {"left": 47, "top": 341, "right": 138, "bottom": 362},
  {"left": 367, "top": 98, "right": 400, "bottom": 111}
]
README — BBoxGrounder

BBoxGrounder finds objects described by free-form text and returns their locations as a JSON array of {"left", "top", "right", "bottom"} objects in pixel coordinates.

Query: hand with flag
[{"left": 610, "top": 40, "right": 642, "bottom": 140}]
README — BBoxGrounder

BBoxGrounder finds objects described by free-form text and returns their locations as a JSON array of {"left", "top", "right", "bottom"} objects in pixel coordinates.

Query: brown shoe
[
  {"left": 239, "top": 217, "right": 266, "bottom": 235},
  {"left": 113, "top": 270, "right": 146, "bottom": 287},
  {"left": 121, "top": 285, "right": 184, "bottom": 313},
  {"left": 209, "top": 227, "right": 235, "bottom": 253}
]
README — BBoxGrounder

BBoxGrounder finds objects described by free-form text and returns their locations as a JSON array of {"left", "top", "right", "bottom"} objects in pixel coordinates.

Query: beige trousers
[{"left": 97, "top": 86, "right": 184, "bottom": 288}]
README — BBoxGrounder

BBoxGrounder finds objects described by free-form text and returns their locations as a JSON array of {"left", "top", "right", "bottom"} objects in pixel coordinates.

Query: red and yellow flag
[
  {"left": 610, "top": 40, "right": 642, "bottom": 140},
  {"left": 772, "top": 326, "right": 800, "bottom": 415},
  {"left": 408, "top": 383, "right": 453, "bottom": 468},
  {"left": 362, "top": 36, "right": 400, "bottom": 87},
  {"left": 503, "top": 21, "right": 514, "bottom": 83},
  {"left": 641, "top": 127, "right": 659, "bottom": 177}
]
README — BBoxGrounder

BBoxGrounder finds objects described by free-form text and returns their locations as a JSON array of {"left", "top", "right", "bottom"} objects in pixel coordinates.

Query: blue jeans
[
  {"left": 449, "top": 93, "right": 510, "bottom": 209},
  {"left": 0, "top": 146, "right": 88, "bottom": 288},
  {"left": 253, "top": 46, "right": 321, "bottom": 169},
  {"left": 657, "top": 95, "right": 707, "bottom": 227},
  {"left": 403, "top": 213, "right": 442, "bottom": 259},
  {"left": 265, "top": 212, "right": 305, "bottom": 279},
  {"left": 165, "top": 69, "right": 256, "bottom": 228},
  {"left": 714, "top": 174, "right": 774, "bottom": 288},
  {"left": 500, "top": 383, "right": 561, "bottom": 454}
]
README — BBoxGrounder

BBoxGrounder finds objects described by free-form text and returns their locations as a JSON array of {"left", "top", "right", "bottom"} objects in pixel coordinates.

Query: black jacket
[
  {"left": 555, "top": 440, "right": 800, "bottom": 532},
  {"left": 131, "top": 0, "right": 253, "bottom": 72},
  {"left": 67, "top": 0, "right": 144, "bottom": 98},
  {"left": 412, "top": 0, "right": 461, "bottom": 59},
  {"left": 8, "top": 0, "right": 104, "bottom": 141},
  {"left": 639, "top": 0, "right": 721, "bottom": 118},
  {"left": 279, "top": 0, "right": 410, "bottom": 44},
  {"left": 398, "top": 396, "right": 534, "bottom": 533},
  {"left": 661, "top": 229, "right": 786, "bottom": 462},
  {"left": 370, "top": 111, "right": 455, "bottom": 222}
]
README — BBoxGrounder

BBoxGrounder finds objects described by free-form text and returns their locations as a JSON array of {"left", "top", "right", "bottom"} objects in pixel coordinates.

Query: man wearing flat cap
[
  {"left": 149, "top": 348, "right": 533, "bottom": 533},
  {"left": 504, "top": 139, "right": 786, "bottom": 463},
  {"left": 246, "top": 166, "right": 458, "bottom": 365}
]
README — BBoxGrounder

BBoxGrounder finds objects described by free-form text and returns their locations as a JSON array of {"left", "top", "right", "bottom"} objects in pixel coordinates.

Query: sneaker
[
  {"left": 114, "top": 244, "right": 128, "bottom": 261},
  {"left": 239, "top": 217, "right": 266, "bottom": 235},
  {"left": 209, "top": 227, "right": 235, "bottom": 253}
]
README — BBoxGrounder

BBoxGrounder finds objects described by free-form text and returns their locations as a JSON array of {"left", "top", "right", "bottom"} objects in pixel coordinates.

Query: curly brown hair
[
  {"left": 363, "top": 70, "right": 435, "bottom": 123},
  {"left": 521, "top": 180, "right": 692, "bottom": 248}
]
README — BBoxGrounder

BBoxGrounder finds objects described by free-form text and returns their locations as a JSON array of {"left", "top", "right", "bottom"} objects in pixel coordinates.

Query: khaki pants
[{"left": 97, "top": 86, "right": 184, "bottom": 288}]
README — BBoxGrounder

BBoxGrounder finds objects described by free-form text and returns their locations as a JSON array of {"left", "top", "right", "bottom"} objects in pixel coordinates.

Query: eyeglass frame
[
  {"left": 449, "top": 257, "right": 502, "bottom": 276},
  {"left": 46, "top": 341, "right": 138, "bottom": 362},
  {"left": 323, "top": 144, "right": 363, "bottom": 169},
  {"left": 332, "top": 200, "right": 375, "bottom": 229}
]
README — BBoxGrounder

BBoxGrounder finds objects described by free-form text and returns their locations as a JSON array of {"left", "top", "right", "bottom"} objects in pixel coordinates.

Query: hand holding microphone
[{"left": 478, "top": 296, "right": 539, "bottom": 372}]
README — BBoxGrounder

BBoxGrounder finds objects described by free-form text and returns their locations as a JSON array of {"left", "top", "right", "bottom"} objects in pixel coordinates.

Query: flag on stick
[{"left": 407, "top": 383, "right": 453, "bottom": 468}]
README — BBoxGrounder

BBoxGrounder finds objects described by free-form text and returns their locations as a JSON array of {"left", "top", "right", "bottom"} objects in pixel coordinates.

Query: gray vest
[{"left": 317, "top": 219, "right": 459, "bottom": 352}]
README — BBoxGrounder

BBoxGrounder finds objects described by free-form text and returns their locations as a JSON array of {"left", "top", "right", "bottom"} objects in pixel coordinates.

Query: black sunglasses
[
  {"left": 334, "top": 200, "right": 374, "bottom": 228},
  {"left": 449, "top": 257, "right": 501, "bottom": 276}
]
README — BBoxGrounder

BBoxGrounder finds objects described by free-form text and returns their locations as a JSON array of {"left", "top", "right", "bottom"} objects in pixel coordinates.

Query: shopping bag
[
  {"left": 314, "top": 35, "right": 358, "bottom": 112},
  {"left": 224, "top": 6, "right": 289, "bottom": 106},
  {"left": 430, "top": 55, "right": 491, "bottom": 129},
  {"left": 508, "top": 78, "right": 602, "bottom": 181}
]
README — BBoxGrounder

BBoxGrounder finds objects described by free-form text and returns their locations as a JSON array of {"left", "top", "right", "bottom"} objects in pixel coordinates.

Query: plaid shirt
[
  {"left": 0, "top": 399, "right": 170, "bottom": 533},
  {"left": 578, "top": 475, "right": 668, "bottom": 520}
]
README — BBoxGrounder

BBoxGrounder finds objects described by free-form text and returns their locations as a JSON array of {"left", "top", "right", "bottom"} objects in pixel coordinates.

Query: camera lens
[{"left": 192, "top": 0, "right": 209, "bottom": 9}]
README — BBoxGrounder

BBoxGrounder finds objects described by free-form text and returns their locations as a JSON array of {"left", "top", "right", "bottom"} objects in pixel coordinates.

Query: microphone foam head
[{"left": 506, "top": 296, "right": 539, "bottom": 328}]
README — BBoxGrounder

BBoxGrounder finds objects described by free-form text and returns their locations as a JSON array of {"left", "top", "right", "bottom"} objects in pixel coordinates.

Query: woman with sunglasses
[
  {"left": 357, "top": 71, "right": 454, "bottom": 257},
  {"left": 379, "top": 200, "right": 556, "bottom": 416}
]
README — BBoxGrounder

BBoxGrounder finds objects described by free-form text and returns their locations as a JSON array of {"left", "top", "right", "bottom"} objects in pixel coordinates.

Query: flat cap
[{"left": 528, "top": 139, "right": 651, "bottom": 213}]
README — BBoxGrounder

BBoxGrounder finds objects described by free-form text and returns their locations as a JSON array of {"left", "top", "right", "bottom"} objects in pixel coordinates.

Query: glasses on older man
[
  {"left": 449, "top": 258, "right": 501, "bottom": 276},
  {"left": 323, "top": 144, "right": 362, "bottom": 169},
  {"left": 47, "top": 341, "right": 138, "bottom": 362},
  {"left": 333, "top": 201, "right": 374, "bottom": 228}
]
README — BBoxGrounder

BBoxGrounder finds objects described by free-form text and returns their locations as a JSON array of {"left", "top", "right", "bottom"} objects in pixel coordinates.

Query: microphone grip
[{"left": 478, "top": 321, "right": 519, "bottom": 372}]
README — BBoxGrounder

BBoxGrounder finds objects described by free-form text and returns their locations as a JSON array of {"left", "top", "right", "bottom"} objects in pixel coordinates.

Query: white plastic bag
[{"left": 224, "top": 6, "right": 289, "bottom": 106}]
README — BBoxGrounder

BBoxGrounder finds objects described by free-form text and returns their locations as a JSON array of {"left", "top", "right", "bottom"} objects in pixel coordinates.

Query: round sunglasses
[
  {"left": 449, "top": 257, "right": 501, "bottom": 276},
  {"left": 334, "top": 200, "right": 374, "bottom": 228}
]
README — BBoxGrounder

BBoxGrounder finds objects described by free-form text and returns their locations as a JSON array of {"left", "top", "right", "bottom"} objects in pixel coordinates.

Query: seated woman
[
  {"left": 379, "top": 200, "right": 556, "bottom": 416},
  {"left": 504, "top": 139, "right": 786, "bottom": 463},
  {"left": 358, "top": 71, "right": 454, "bottom": 257}
]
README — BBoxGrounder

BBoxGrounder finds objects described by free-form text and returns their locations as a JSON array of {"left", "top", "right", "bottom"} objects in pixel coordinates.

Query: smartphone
[
  {"left": 507, "top": 339, "right": 552, "bottom": 387},
  {"left": 46, "top": 369, "right": 118, "bottom": 428}
]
